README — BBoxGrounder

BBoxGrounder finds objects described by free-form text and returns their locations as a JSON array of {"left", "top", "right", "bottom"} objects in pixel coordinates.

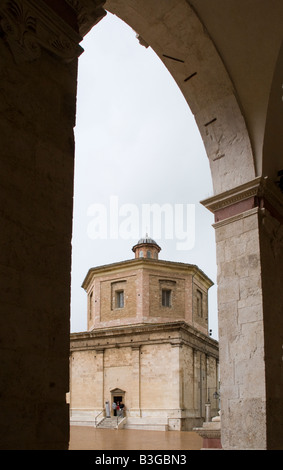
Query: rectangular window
[
  {"left": 116, "top": 290, "right": 124, "bottom": 309},
  {"left": 111, "top": 280, "right": 126, "bottom": 310},
  {"left": 89, "top": 291, "right": 93, "bottom": 319},
  {"left": 197, "top": 289, "right": 203, "bottom": 317},
  {"left": 162, "top": 289, "right": 172, "bottom": 307}
]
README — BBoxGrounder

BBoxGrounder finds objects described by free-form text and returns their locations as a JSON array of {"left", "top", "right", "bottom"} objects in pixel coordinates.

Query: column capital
[
  {"left": 0, "top": 0, "right": 106, "bottom": 63},
  {"left": 64, "top": 0, "right": 106, "bottom": 37},
  {"left": 201, "top": 176, "right": 283, "bottom": 225}
]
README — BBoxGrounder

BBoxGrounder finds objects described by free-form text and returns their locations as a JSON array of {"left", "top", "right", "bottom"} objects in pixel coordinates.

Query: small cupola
[{"left": 132, "top": 234, "right": 161, "bottom": 259}]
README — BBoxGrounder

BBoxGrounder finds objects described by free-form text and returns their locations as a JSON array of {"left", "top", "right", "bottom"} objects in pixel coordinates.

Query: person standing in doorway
[
  {"left": 119, "top": 401, "right": 125, "bottom": 417},
  {"left": 112, "top": 401, "right": 117, "bottom": 416}
]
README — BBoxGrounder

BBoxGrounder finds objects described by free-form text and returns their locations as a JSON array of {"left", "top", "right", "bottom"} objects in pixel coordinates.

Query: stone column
[
  {"left": 192, "top": 349, "right": 199, "bottom": 416},
  {"left": 170, "top": 342, "right": 183, "bottom": 409},
  {"left": 202, "top": 176, "right": 283, "bottom": 450},
  {"left": 95, "top": 349, "right": 105, "bottom": 409},
  {"left": 0, "top": 0, "right": 106, "bottom": 450},
  {"left": 131, "top": 346, "right": 141, "bottom": 417},
  {"left": 169, "top": 342, "right": 183, "bottom": 430}
]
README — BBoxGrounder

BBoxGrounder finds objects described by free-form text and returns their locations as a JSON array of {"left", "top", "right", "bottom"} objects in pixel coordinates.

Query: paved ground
[{"left": 69, "top": 426, "right": 202, "bottom": 450}]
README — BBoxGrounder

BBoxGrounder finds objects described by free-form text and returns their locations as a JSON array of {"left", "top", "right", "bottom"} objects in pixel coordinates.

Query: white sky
[{"left": 71, "top": 12, "right": 218, "bottom": 339}]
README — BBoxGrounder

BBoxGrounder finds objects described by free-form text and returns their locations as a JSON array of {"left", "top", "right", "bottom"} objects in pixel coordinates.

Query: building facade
[
  {"left": 1, "top": 0, "right": 282, "bottom": 450},
  {"left": 70, "top": 238, "right": 219, "bottom": 431}
]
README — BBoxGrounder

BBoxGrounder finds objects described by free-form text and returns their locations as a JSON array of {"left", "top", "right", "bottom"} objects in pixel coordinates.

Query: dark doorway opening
[
  {"left": 114, "top": 395, "right": 122, "bottom": 403},
  {"left": 113, "top": 395, "right": 122, "bottom": 415}
]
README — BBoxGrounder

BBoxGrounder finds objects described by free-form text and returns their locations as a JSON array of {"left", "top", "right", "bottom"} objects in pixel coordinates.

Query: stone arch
[
  {"left": 102, "top": 0, "right": 256, "bottom": 194},
  {"left": 0, "top": 0, "right": 282, "bottom": 450}
]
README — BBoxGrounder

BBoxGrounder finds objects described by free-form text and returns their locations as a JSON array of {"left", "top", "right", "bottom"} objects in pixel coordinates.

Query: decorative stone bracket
[{"left": 0, "top": 0, "right": 106, "bottom": 63}]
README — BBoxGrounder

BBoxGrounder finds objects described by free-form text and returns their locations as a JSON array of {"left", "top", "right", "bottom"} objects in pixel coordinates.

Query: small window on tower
[
  {"left": 89, "top": 291, "right": 93, "bottom": 319},
  {"left": 162, "top": 289, "right": 172, "bottom": 307},
  {"left": 197, "top": 289, "right": 203, "bottom": 317},
  {"left": 116, "top": 290, "right": 124, "bottom": 309}
]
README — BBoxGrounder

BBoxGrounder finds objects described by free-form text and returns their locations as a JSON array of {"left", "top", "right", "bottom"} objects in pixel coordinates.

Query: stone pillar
[
  {"left": 171, "top": 342, "right": 183, "bottom": 410},
  {"left": 0, "top": 0, "right": 106, "bottom": 449},
  {"left": 202, "top": 176, "right": 283, "bottom": 450},
  {"left": 95, "top": 349, "right": 105, "bottom": 409},
  {"left": 131, "top": 346, "right": 141, "bottom": 416},
  {"left": 169, "top": 342, "right": 183, "bottom": 430},
  {"left": 192, "top": 349, "right": 199, "bottom": 416},
  {"left": 205, "top": 402, "right": 211, "bottom": 423}
]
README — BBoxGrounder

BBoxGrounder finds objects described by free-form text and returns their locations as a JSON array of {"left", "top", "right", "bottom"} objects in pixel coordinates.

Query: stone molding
[
  {"left": 201, "top": 177, "right": 262, "bottom": 213},
  {"left": 0, "top": 0, "right": 86, "bottom": 63},
  {"left": 82, "top": 257, "right": 213, "bottom": 292},
  {"left": 212, "top": 207, "right": 258, "bottom": 229},
  {"left": 201, "top": 176, "right": 283, "bottom": 224},
  {"left": 70, "top": 321, "right": 219, "bottom": 359}
]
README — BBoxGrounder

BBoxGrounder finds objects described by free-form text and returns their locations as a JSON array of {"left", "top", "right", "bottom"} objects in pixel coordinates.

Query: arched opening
[
  {"left": 1, "top": 0, "right": 281, "bottom": 451},
  {"left": 71, "top": 12, "right": 218, "bottom": 338},
  {"left": 70, "top": 1, "right": 281, "bottom": 450}
]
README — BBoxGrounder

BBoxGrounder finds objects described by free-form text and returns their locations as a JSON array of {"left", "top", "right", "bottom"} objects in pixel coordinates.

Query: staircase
[{"left": 96, "top": 417, "right": 121, "bottom": 429}]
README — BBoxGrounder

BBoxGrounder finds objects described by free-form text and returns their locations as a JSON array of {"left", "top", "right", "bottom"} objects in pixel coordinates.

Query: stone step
[{"left": 97, "top": 417, "right": 120, "bottom": 429}]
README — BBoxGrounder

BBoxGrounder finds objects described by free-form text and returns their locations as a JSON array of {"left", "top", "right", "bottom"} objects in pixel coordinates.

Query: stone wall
[
  {"left": 148, "top": 274, "right": 186, "bottom": 319},
  {"left": 215, "top": 209, "right": 266, "bottom": 448},
  {"left": 85, "top": 260, "right": 211, "bottom": 334},
  {"left": 100, "top": 274, "right": 137, "bottom": 322},
  {"left": 0, "top": 12, "right": 79, "bottom": 447},
  {"left": 203, "top": 177, "right": 283, "bottom": 449},
  {"left": 70, "top": 322, "right": 219, "bottom": 430}
]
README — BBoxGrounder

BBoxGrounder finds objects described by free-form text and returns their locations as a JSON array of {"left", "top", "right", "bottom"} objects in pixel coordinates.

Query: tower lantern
[{"left": 132, "top": 234, "right": 161, "bottom": 259}]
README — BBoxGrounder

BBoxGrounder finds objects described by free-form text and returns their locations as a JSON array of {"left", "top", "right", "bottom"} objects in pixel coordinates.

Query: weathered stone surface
[
  {"left": 0, "top": 0, "right": 282, "bottom": 451},
  {"left": 0, "top": 0, "right": 79, "bottom": 450},
  {"left": 70, "top": 322, "right": 219, "bottom": 431},
  {"left": 202, "top": 177, "right": 283, "bottom": 449}
]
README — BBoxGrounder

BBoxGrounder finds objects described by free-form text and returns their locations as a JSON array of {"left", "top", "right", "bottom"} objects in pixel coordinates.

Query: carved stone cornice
[
  {"left": 0, "top": 0, "right": 84, "bottom": 63},
  {"left": 201, "top": 176, "right": 283, "bottom": 224},
  {"left": 70, "top": 321, "right": 219, "bottom": 359},
  {"left": 201, "top": 177, "right": 262, "bottom": 213}
]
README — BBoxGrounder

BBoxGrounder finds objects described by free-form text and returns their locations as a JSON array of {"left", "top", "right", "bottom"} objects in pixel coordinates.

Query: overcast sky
[{"left": 71, "top": 12, "right": 218, "bottom": 338}]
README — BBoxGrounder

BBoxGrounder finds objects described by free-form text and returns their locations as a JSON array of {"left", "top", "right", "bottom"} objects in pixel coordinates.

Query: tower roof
[
  {"left": 132, "top": 234, "right": 161, "bottom": 258},
  {"left": 136, "top": 234, "right": 159, "bottom": 246}
]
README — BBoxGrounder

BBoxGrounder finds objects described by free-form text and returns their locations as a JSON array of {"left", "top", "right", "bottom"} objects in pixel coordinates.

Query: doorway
[
  {"left": 113, "top": 396, "right": 122, "bottom": 416},
  {"left": 111, "top": 388, "right": 126, "bottom": 416}
]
